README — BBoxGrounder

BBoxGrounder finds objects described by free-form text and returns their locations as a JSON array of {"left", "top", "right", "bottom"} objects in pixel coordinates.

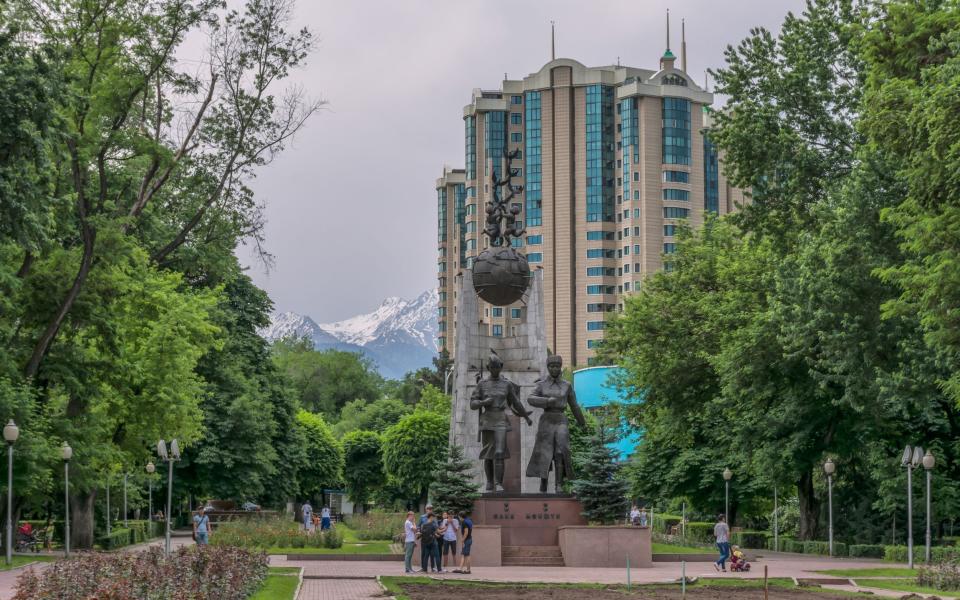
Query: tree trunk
[
  {"left": 797, "top": 470, "right": 820, "bottom": 540},
  {"left": 71, "top": 490, "right": 97, "bottom": 549}
]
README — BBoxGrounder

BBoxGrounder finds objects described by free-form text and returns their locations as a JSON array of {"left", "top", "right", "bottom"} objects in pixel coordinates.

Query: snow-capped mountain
[{"left": 261, "top": 290, "right": 438, "bottom": 379}]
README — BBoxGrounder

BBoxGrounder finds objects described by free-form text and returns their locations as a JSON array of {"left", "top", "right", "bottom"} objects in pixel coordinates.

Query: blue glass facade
[
  {"left": 525, "top": 91, "right": 542, "bottom": 226},
  {"left": 586, "top": 85, "right": 615, "bottom": 222},
  {"left": 662, "top": 97, "right": 691, "bottom": 165},
  {"left": 437, "top": 188, "right": 447, "bottom": 242},
  {"left": 454, "top": 183, "right": 467, "bottom": 263},
  {"left": 484, "top": 111, "right": 506, "bottom": 178},
  {"left": 620, "top": 98, "right": 639, "bottom": 202},
  {"left": 704, "top": 136, "right": 720, "bottom": 214},
  {"left": 465, "top": 116, "right": 476, "bottom": 180}
]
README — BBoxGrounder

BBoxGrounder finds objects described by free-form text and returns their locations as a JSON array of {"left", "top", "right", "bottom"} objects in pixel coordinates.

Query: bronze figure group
[{"left": 469, "top": 354, "right": 586, "bottom": 494}]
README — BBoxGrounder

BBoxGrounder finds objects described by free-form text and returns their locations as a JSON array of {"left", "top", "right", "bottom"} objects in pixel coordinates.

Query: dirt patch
[{"left": 396, "top": 583, "right": 860, "bottom": 600}]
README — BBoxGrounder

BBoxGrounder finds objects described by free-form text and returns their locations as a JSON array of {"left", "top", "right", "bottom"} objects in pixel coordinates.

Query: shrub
[
  {"left": 918, "top": 561, "right": 960, "bottom": 591},
  {"left": 767, "top": 536, "right": 792, "bottom": 551},
  {"left": 652, "top": 513, "right": 682, "bottom": 534},
  {"left": 785, "top": 539, "right": 805, "bottom": 554},
  {"left": 799, "top": 541, "right": 846, "bottom": 556},
  {"left": 683, "top": 522, "right": 717, "bottom": 544},
  {"left": 322, "top": 527, "right": 344, "bottom": 549},
  {"left": 885, "top": 545, "right": 960, "bottom": 563},
  {"left": 96, "top": 528, "right": 132, "bottom": 550},
  {"left": 13, "top": 545, "right": 267, "bottom": 600},
  {"left": 849, "top": 544, "right": 885, "bottom": 558},
  {"left": 211, "top": 516, "right": 343, "bottom": 549},
  {"left": 344, "top": 512, "right": 405, "bottom": 541},
  {"left": 732, "top": 531, "right": 769, "bottom": 549}
]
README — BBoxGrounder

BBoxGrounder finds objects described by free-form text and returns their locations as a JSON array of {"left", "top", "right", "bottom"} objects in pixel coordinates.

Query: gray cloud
[{"left": 237, "top": 0, "right": 804, "bottom": 322}]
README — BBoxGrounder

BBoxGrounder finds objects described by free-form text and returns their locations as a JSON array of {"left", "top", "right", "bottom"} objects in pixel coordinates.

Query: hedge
[
  {"left": 652, "top": 513, "right": 682, "bottom": 534},
  {"left": 785, "top": 539, "right": 805, "bottom": 553},
  {"left": 849, "top": 544, "right": 885, "bottom": 558},
  {"left": 768, "top": 536, "right": 793, "bottom": 551},
  {"left": 97, "top": 528, "right": 134, "bottom": 550},
  {"left": 732, "top": 531, "right": 769, "bottom": 549},
  {"left": 684, "top": 522, "right": 716, "bottom": 544},
  {"left": 803, "top": 541, "right": 847, "bottom": 556},
  {"left": 95, "top": 520, "right": 162, "bottom": 550},
  {"left": 885, "top": 545, "right": 960, "bottom": 563}
]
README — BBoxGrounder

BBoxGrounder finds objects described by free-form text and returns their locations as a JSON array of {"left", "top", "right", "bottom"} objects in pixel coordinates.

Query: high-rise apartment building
[{"left": 437, "top": 42, "right": 745, "bottom": 365}]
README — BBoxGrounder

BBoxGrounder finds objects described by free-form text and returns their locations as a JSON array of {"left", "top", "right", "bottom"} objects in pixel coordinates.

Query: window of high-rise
[
  {"left": 437, "top": 188, "right": 447, "bottom": 242},
  {"left": 704, "top": 136, "right": 720, "bottom": 213},
  {"left": 484, "top": 111, "right": 506, "bottom": 177},
  {"left": 663, "top": 97, "right": 691, "bottom": 165},
  {"left": 586, "top": 85, "right": 615, "bottom": 222},
  {"left": 465, "top": 116, "right": 476, "bottom": 180},
  {"left": 455, "top": 183, "right": 466, "bottom": 262},
  {"left": 525, "top": 91, "right": 542, "bottom": 226}
]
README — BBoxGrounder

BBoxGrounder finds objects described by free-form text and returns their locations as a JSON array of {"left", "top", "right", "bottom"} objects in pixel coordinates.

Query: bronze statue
[
  {"left": 470, "top": 354, "right": 533, "bottom": 492},
  {"left": 525, "top": 355, "right": 587, "bottom": 493}
]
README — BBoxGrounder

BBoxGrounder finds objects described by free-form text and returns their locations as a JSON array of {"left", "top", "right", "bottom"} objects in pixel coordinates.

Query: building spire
[
  {"left": 666, "top": 9, "right": 670, "bottom": 53},
  {"left": 551, "top": 20, "right": 555, "bottom": 61},
  {"left": 681, "top": 18, "right": 687, "bottom": 72}
]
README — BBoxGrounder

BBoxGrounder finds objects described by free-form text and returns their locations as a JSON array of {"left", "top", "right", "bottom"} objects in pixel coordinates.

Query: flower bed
[
  {"left": 211, "top": 517, "right": 343, "bottom": 549},
  {"left": 13, "top": 546, "right": 268, "bottom": 599},
  {"left": 343, "top": 512, "right": 404, "bottom": 541},
  {"left": 918, "top": 561, "right": 960, "bottom": 591}
]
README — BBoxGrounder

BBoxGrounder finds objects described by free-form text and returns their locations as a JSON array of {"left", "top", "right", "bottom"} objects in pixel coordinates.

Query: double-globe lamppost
[
  {"left": 3, "top": 420, "right": 18, "bottom": 566},
  {"left": 923, "top": 450, "right": 936, "bottom": 564},
  {"left": 157, "top": 439, "right": 181, "bottom": 556},
  {"left": 823, "top": 458, "right": 836, "bottom": 557},
  {"left": 146, "top": 462, "right": 155, "bottom": 525},
  {"left": 901, "top": 444, "right": 925, "bottom": 568},
  {"left": 723, "top": 467, "right": 733, "bottom": 524},
  {"left": 62, "top": 442, "right": 72, "bottom": 558}
]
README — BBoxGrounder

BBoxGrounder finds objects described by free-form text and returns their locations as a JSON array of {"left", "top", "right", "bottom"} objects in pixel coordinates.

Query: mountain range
[{"left": 260, "top": 290, "right": 438, "bottom": 379}]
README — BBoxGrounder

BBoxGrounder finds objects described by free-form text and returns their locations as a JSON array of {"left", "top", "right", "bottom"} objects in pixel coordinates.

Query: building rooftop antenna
[
  {"left": 551, "top": 20, "right": 556, "bottom": 61},
  {"left": 681, "top": 18, "right": 687, "bottom": 72}
]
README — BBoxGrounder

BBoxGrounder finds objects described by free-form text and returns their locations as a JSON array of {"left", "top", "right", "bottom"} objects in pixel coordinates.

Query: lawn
[
  {"left": 267, "top": 540, "right": 395, "bottom": 554},
  {"left": 249, "top": 573, "right": 299, "bottom": 600},
  {"left": 653, "top": 542, "right": 711, "bottom": 554},
  {"left": 815, "top": 567, "right": 917, "bottom": 578},
  {"left": 1, "top": 555, "right": 57, "bottom": 570},
  {"left": 852, "top": 578, "right": 960, "bottom": 597}
]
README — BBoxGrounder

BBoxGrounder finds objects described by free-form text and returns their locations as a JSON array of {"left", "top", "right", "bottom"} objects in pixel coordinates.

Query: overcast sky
[{"left": 237, "top": 0, "right": 804, "bottom": 323}]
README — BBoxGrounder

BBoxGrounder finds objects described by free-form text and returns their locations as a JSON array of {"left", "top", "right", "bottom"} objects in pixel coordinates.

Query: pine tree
[
  {"left": 429, "top": 444, "right": 479, "bottom": 516},
  {"left": 571, "top": 427, "right": 629, "bottom": 524}
]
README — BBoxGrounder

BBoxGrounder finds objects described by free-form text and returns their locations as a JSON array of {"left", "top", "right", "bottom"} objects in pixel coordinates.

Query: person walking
[
  {"left": 640, "top": 507, "right": 648, "bottom": 527},
  {"left": 630, "top": 505, "right": 641, "bottom": 526},
  {"left": 419, "top": 513, "right": 441, "bottom": 573},
  {"left": 441, "top": 511, "right": 459, "bottom": 568},
  {"left": 714, "top": 514, "right": 730, "bottom": 572},
  {"left": 193, "top": 508, "right": 212, "bottom": 546},
  {"left": 301, "top": 501, "right": 313, "bottom": 533},
  {"left": 320, "top": 506, "right": 331, "bottom": 531},
  {"left": 403, "top": 511, "right": 418, "bottom": 573},
  {"left": 452, "top": 510, "right": 473, "bottom": 574}
]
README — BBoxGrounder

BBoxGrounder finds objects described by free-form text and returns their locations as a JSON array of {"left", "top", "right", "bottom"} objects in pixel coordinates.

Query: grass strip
[
  {"left": 1, "top": 555, "right": 58, "bottom": 570},
  {"left": 854, "top": 578, "right": 960, "bottom": 597},
  {"left": 250, "top": 574, "right": 299, "bottom": 600},
  {"left": 815, "top": 567, "right": 916, "bottom": 577}
]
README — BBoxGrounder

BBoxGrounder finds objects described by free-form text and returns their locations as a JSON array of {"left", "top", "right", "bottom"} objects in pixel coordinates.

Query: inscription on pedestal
[{"left": 474, "top": 496, "right": 587, "bottom": 546}]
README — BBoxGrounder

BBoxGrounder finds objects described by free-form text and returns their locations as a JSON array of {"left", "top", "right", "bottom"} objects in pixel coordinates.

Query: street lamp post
[
  {"left": 902, "top": 445, "right": 923, "bottom": 569},
  {"left": 123, "top": 472, "right": 128, "bottom": 528},
  {"left": 773, "top": 485, "right": 779, "bottom": 552},
  {"left": 723, "top": 468, "right": 732, "bottom": 525},
  {"left": 146, "top": 462, "right": 155, "bottom": 526},
  {"left": 444, "top": 366, "right": 454, "bottom": 396},
  {"left": 923, "top": 450, "right": 936, "bottom": 564},
  {"left": 824, "top": 459, "right": 836, "bottom": 557},
  {"left": 105, "top": 476, "right": 110, "bottom": 537},
  {"left": 3, "top": 420, "right": 18, "bottom": 566},
  {"left": 157, "top": 439, "right": 181, "bottom": 556},
  {"left": 61, "top": 442, "right": 72, "bottom": 558}
]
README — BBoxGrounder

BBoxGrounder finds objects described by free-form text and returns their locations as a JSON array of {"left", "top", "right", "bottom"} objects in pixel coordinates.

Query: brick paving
[{"left": 296, "top": 579, "right": 384, "bottom": 600}]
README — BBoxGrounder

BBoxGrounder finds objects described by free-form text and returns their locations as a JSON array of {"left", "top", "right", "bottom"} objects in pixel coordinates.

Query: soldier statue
[
  {"left": 470, "top": 354, "right": 533, "bottom": 492},
  {"left": 525, "top": 355, "right": 587, "bottom": 493}
]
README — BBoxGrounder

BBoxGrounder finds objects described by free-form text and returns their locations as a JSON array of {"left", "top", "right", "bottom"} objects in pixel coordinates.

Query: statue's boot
[
  {"left": 484, "top": 461, "right": 495, "bottom": 491},
  {"left": 554, "top": 455, "right": 565, "bottom": 493},
  {"left": 494, "top": 459, "right": 505, "bottom": 492},
  {"left": 539, "top": 478, "right": 549, "bottom": 493}
]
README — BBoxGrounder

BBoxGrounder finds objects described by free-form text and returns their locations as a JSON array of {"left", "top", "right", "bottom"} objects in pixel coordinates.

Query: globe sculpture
[
  {"left": 473, "top": 246, "right": 530, "bottom": 306},
  {"left": 472, "top": 148, "right": 530, "bottom": 306}
]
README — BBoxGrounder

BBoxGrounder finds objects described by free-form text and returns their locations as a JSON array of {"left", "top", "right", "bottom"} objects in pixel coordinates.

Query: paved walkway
[{"left": 297, "top": 579, "right": 384, "bottom": 600}]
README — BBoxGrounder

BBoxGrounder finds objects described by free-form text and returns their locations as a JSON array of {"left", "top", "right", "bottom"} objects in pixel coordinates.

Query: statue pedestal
[{"left": 472, "top": 494, "right": 586, "bottom": 547}]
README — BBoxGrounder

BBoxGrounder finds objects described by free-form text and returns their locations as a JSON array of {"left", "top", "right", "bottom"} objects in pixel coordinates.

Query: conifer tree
[
  {"left": 429, "top": 444, "right": 479, "bottom": 516},
  {"left": 571, "top": 427, "right": 629, "bottom": 524}
]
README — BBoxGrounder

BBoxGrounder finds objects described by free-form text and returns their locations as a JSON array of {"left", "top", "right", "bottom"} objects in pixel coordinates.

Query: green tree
[
  {"left": 571, "top": 427, "right": 629, "bottom": 525},
  {"left": 382, "top": 410, "right": 449, "bottom": 508},
  {"left": 429, "top": 444, "right": 478, "bottom": 516},
  {"left": 333, "top": 397, "right": 411, "bottom": 437},
  {"left": 295, "top": 410, "right": 344, "bottom": 501},
  {"left": 272, "top": 340, "right": 384, "bottom": 416},
  {"left": 342, "top": 431, "right": 384, "bottom": 512}
]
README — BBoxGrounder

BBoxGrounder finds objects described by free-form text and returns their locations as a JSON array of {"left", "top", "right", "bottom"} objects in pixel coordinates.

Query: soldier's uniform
[
  {"left": 525, "top": 375, "right": 586, "bottom": 488},
  {"left": 470, "top": 375, "right": 529, "bottom": 490}
]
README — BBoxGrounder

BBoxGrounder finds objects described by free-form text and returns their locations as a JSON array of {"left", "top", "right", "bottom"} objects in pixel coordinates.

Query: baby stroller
[
  {"left": 15, "top": 523, "right": 41, "bottom": 553},
  {"left": 729, "top": 546, "right": 751, "bottom": 572}
]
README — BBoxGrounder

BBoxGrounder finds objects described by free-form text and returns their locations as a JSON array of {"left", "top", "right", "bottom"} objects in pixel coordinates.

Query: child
[{"left": 730, "top": 545, "right": 751, "bottom": 571}]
